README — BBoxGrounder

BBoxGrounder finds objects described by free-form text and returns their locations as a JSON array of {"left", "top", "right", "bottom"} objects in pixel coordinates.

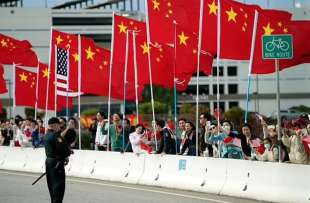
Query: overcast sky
[{"left": 23, "top": 0, "right": 310, "bottom": 10}]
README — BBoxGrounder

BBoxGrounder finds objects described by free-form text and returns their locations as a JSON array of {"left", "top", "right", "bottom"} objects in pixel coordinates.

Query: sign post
[{"left": 262, "top": 34, "right": 293, "bottom": 161}]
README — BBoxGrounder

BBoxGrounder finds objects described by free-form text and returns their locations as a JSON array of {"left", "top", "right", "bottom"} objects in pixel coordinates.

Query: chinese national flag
[
  {"left": 15, "top": 66, "right": 37, "bottom": 107},
  {"left": 50, "top": 29, "right": 79, "bottom": 92},
  {"left": 202, "top": 0, "right": 292, "bottom": 60},
  {"left": 174, "top": 27, "right": 213, "bottom": 78},
  {"left": 112, "top": 15, "right": 147, "bottom": 101},
  {"left": 38, "top": 63, "right": 73, "bottom": 111},
  {"left": 80, "top": 37, "right": 111, "bottom": 96},
  {"left": 146, "top": 0, "right": 200, "bottom": 44},
  {"left": 0, "top": 64, "right": 7, "bottom": 93},
  {"left": 133, "top": 33, "right": 174, "bottom": 90},
  {"left": 203, "top": 0, "right": 249, "bottom": 58},
  {"left": 0, "top": 33, "right": 38, "bottom": 67},
  {"left": 251, "top": 13, "right": 308, "bottom": 74}
]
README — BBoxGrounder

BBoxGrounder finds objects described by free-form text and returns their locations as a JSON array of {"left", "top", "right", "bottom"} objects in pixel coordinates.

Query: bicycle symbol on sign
[{"left": 265, "top": 37, "right": 290, "bottom": 52}]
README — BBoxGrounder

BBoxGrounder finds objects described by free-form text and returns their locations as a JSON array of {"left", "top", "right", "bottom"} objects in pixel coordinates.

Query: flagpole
[
  {"left": 195, "top": 0, "right": 204, "bottom": 156},
  {"left": 107, "top": 13, "right": 116, "bottom": 152},
  {"left": 216, "top": 0, "right": 221, "bottom": 131},
  {"left": 244, "top": 11, "right": 259, "bottom": 123},
  {"left": 45, "top": 27, "right": 53, "bottom": 127},
  {"left": 54, "top": 44, "right": 57, "bottom": 117},
  {"left": 66, "top": 49, "right": 70, "bottom": 119},
  {"left": 12, "top": 63, "right": 16, "bottom": 117},
  {"left": 122, "top": 30, "right": 130, "bottom": 152},
  {"left": 145, "top": 0, "right": 158, "bottom": 151},
  {"left": 34, "top": 61, "right": 40, "bottom": 120},
  {"left": 132, "top": 31, "right": 139, "bottom": 124},
  {"left": 78, "top": 34, "right": 82, "bottom": 150},
  {"left": 173, "top": 20, "right": 178, "bottom": 155}
]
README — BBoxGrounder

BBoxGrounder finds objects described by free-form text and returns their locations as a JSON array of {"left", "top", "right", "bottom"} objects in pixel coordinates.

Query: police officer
[{"left": 44, "top": 117, "right": 72, "bottom": 203}]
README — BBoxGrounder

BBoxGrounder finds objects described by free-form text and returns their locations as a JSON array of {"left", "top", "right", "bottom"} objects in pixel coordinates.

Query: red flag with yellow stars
[
  {"left": 0, "top": 33, "right": 38, "bottom": 67},
  {"left": 133, "top": 33, "right": 174, "bottom": 90},
  {"left": 146, "top": 0, "right": 200, "bottom": 44},
  {"left": 202, "top": 0, "right": 260, "bottom": 59},
  {"left": 80, "top": 37, "right": 111, "bottom": 96},
  {"left": 15, "top": 66, "right": 37, "bottom": 107},
  {"left": 38, "top": 62, "right": 73, "bottom": 111},
  {"left": 250, "top": 11, "right": 309, "bottom": 74},
  {"left": 50, "top": 29, "right": 79, "bottom": 92},
  {"left": 174, "top": 27, "right": 213, "bottom": 78},
  {"left": 0, "top": 64, "right": 7, "bottom": 93},
  {"left": 112, "top": 14, "right": 147, "bottom": 101}
]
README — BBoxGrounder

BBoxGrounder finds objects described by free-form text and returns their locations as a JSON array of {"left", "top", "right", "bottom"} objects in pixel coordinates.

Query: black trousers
[{"left": 46, "top": 158, "right": 65, "bottom": 203}]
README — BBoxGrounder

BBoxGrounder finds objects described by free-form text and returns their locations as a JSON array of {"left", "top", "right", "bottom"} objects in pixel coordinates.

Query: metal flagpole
[
  {"left": 276, "top": 59, "right": 281, "bottom": 140},
  {"left": 216, "top": 0, "right": 221, "bottom": 131},
  {"left": 54, "top": 44, "right": 57, "bottom": 117},
  {"left": 132, "top": 31, "right": 139, "bottom": 124},
  {"left": 173, "top": 21, "right": 178, "bottom": 155},
  {"left": 107, "top": 12, "right": 116, "bottom": 152},
  {"left": 78, "top": 34, "right": 82, "bottom": 150},
  {"left": 12, "top": 63, "right": 16, "bottom": 117},
  {"left": 244, "top": 11, "right": 259, "bottom": 123},
  {"left": 195, "top": 0, "right": 204, "bottom": 156},
  {"left": 66, "top": 49, "right": 70, "bottom": 118},
  {"left": 145, "top": 0, "right": 158, "bottom": 151},
  {"left": 122, "top": 30, "right": 130, "bottom": 152},
  {"left": 45, "top": 27, "right": 53, "bottom": 127},
  {"left": 34, "top": 61, "right": 40, "bottom": 120}
]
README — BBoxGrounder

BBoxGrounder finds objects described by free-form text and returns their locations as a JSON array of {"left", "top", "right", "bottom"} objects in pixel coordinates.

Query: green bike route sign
[{"left": 262, "top": 34, "right": 293, "bottom": 59}]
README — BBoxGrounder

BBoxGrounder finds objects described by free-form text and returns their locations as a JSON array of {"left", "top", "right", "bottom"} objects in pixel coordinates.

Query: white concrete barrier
[
  {"left": 122, "top": 153, "right": 145, "bottom": 184},
  {"left": 138, "top": 154, "right": 162, "bottom": 186},
  {"left": 245, "top": 161, "right": 310, "bottom": 203},
  {"left": 23, "top": 148, "right": 45, "bottom": 173},
  {"left": 90, "top": 151, "right": 128, "bottom": 182},
  {"left": 220, "top": 159, "right": 252, "bottom": 198},
  {"left": 1, "top": 147, "right": 28, "bottom": 171},
  {"left": 0, "top": 146, "right": 10, "bottom": 167},
  {"left": 66, "top": 150, "right": 96, "bottom": 178}
]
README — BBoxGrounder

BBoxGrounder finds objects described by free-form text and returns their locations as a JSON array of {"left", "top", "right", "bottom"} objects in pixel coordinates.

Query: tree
[
  {"left": 289, "top": 105, "right": 310, "bottom": 113},
  {"left": 224, "top": 107, "right": 245, "bottom": 131}
]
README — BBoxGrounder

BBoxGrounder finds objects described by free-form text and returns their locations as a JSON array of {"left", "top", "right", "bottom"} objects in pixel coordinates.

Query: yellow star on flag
[
  {"left": 42, "top": 68, "right": 49, "bottom": 78},
  {"left": 19, "top": 72, "right": 28, "bottom": 82},
  {"left": 278, "top": 22, "right": 282, "bottom": 27},
  {"left": 118, "top": 22, "right": 127, "bottom": 34},
  {"left": 226, "top": 7, "right": 238, "bottom": 23},
  {"left": 283, "top": 28, "right": 288, "bottom": 33},
  {"left": 103, "top": 60, "right": 108, "bottom": 66},
  {"left": 263, "top": 23, "right": 275, "bottom": 35},
  {"left": 1, "top": 39, "right": 8, "bottom": 47},
  {"left": 85, "top": 46, "right": 95, "bottom": 61},
  {"left": 178, "top": 32, "right": 189, "bottom": 46},
  {"left": 152, "top": 0, "right": 160, "bottom": 11},
  {"left": 140, "top": 42, "right": 151, "bottom": 55},
  {"left": 72, "top": 53, "right": 79, "bottom": 62},
  {"left": 55, "top": 35, "right": 63, "bottom": 45},
  {"left": 208, "top": 1, "right": 218, "bottom": 16}
]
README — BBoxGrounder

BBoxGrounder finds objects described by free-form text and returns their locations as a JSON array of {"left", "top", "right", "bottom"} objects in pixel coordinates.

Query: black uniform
[{"left": 44, "top": 130, "right": 71, "bottom": 203}]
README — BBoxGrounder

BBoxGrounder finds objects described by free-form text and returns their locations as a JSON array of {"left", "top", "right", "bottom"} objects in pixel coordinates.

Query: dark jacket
[{"left": 156, "top": 128, "right": 176, "bottom": 155}]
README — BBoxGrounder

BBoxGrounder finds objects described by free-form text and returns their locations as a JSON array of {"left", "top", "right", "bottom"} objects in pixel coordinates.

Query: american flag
[{"left": 56, "top": 47, "right": 79, "bottom": 97}]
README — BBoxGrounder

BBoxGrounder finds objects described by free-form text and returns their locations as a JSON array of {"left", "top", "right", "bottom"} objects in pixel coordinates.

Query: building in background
[{"left": 0, "top": 0, "right": 309, "bottom": 118}]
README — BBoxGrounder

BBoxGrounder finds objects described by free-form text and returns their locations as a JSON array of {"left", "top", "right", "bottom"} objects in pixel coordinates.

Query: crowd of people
[{"left": 1, "top": 111, "right": 310, "bottom": 165}]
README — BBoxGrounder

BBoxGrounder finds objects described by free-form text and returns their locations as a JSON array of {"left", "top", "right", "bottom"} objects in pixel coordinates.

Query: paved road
[{"left": 0, "top": 170, "right": 264, "bottom": 203}]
